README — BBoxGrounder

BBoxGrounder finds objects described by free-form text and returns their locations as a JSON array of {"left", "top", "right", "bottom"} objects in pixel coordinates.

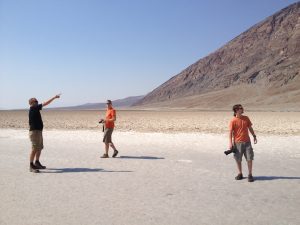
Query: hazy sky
[{"left": 0, "top": 0, "right": 298, "bottom": 109}]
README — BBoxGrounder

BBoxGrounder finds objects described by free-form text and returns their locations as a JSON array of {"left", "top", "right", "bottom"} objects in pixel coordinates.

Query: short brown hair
[{"left": 29, "top": 98, "right": 37, "bottom": 106}]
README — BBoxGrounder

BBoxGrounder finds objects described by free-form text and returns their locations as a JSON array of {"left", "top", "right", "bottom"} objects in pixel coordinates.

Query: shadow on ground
[
  {"left": 119, "top": 156, "right": 165, "bottom": 160},
  {"left": 255, "top": 176, "right": 300, "bottom": 181},
  {"left": 42, "top": 168, "right": 133, "bottom": 173}
]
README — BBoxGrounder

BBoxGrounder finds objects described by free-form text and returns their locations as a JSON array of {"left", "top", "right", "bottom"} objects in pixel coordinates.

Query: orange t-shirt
[
  {"left": 105, "top": 108, "right": 116, "bottom": 128},
  {"left": 229, "top": 115, "right": 252, "bottom": 143}
]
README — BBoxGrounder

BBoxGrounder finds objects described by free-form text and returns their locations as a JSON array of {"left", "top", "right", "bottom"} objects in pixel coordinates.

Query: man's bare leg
[
  {"left": 236, "top": 161, "right": 242, "bottom": 174},
  {"left": 110, "top": 142, "right": 118, "bottom": 157},
  {"left": 35, "top": 150, "right": 41, "bottom": 161},
  {"left": 105, "top": 143, "right": 109, "bottom": 155},
  {"left": 34, "top": 150, "right": 46, "bottom": 169},
  {"left": 100, "top": 143, "right": 110, "bottom": 158},
  {"left": 235, "top": 161, "right": 243, "bottom": 180},
  {"left": 247, "top": 160, "right": 254, "bottom": 182},
  {"left": 247, "top": 160, "right": 253, "bottom": 175},
  {"left": 30, "top": 150, "right": 37, "bottom": 163},
  {"left": 29, "top": 150, "right": 39, "bottom": 172},
  {"left": 109, "top": 142, "right": 117, "bottom": 151}
]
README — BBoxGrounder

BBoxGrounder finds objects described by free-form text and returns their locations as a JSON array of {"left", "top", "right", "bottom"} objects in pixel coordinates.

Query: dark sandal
[
  {"left": 235, "top": 174, "right": 243, "bottom": 180},
  {"left": 112, "top": 150, "right": 119, "bottom": 158},
  {"left": 248, "top": 174, "right": 254, "bottom": 182},
  {"left": 101, "top": 154, "right": 109, "bottom": 158}
]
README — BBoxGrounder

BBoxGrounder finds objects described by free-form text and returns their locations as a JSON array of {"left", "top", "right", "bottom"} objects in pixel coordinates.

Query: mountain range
[
  {"left": 134, "top": 2, "right": 300, "bottom": 111},
  {"left": 52, "top": 95, "right": 144, "bottom": 110}
]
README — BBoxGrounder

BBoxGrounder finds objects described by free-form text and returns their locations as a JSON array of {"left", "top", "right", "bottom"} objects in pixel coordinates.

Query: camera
[
  {"left": 224, "top": 146, "right": 237, "bottom": 155},
  {"left": 99, "top": 119, "right": 104, "bottom": 124}
]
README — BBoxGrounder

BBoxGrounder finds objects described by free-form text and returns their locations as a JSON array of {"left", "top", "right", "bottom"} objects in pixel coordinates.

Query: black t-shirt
[{"left": 29, "top": 104, "right": 43, "bottom": 131}]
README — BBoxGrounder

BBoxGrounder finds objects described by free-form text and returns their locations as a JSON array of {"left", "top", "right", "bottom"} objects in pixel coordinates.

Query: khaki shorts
[
  {"left": 234, "top": 142, "right": 254, "bottom": 162},
  {"left": 103, "top": 128, "right": 113, "bottom": 144},
  {"left": 29, "top": 130, "right": 44, "bottom": 151}
]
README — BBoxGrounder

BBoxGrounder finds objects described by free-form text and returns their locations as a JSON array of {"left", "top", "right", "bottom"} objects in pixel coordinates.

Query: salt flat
[
  {"left": 0, "top": 129, "right": 299, "bottom": 225},
  {"left": 1, "top": 110, "right": 300, "bottom": 135}
]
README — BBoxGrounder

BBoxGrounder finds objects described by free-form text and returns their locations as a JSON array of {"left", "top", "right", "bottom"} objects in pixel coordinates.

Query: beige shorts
[
  {"left": 103, "top": 128, "right": 113, "bottom": 144},
  {"left": 29, "top": 130, "right": 44, "bottom": 151},
  {"left": 234, "top": 142, "right": 254, "bottom": 162}
]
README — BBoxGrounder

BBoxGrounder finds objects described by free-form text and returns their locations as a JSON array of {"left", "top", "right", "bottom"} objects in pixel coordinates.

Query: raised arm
[{"left": 42, "top": 94, "right": 61, "bottom": 107}]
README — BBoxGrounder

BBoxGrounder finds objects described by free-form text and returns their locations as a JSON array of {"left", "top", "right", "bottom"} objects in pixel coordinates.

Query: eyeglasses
[{"left": 238, "top": 107, "right": 243, "bottom": 110}]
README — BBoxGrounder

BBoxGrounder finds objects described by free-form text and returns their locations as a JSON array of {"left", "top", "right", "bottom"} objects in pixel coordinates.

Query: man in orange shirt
[
  {"left": 100, "top": 100, "right": 119, "bottom": 158},
  {"left": 229, "top": 104, "right": 257, "bottom": 182}
]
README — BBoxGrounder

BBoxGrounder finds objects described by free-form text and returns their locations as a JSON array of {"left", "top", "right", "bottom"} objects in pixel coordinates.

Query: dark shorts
[
  {"left": 103, "top": 128, "right": 113, "bottom": 144},
  {"left": 234, "top": 142, "right": 254, "bottom": 162},
  {"left": 29, "top": 130, "right": 44, "bottom": 151}
]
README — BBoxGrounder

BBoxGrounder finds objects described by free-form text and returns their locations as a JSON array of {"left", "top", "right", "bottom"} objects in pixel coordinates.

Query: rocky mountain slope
[{"left": 134, "top": 2, "right": 300, "bottom": 110}]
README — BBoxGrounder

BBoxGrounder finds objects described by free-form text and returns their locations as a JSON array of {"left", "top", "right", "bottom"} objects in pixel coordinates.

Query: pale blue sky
[{"left": 0, "top": 0, "right": 298, "bottom": 109}]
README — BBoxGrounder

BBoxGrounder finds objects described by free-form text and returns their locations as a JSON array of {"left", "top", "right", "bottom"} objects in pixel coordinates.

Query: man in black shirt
[{"left": 28, "top": 94, "right": 60, "bottom": 173}]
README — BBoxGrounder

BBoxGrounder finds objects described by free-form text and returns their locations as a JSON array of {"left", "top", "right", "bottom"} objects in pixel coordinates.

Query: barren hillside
[{"left": 135, "top": 2, "right": 300, "bottom": 110}]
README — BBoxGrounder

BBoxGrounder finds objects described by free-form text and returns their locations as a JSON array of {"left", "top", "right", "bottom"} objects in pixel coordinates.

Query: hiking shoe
[
  {"left": 30, "top": 164, "right": 40, "bottom": 173},
  {"left": 248, "top": 174, "right": 254, "bottom": 182},
  {"left": 35, "top": 161, "right": 46, "bottom": 169},
  {"left": 235, "top": 173, "right": 243, "bottom": 180},
  {"left": 101, "top": 154, "right": 109, "bottom": 158},
  {"left": 112, "top": 150, "right": 119, "bottom": 158}
]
